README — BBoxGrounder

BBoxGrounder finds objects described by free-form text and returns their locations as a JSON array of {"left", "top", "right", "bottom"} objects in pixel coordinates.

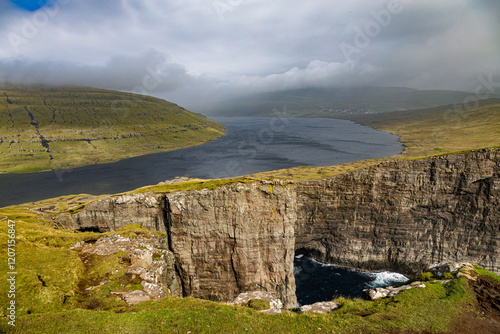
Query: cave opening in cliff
[{"left": 293, "top": 252, "right": 408, "bottom": 306}]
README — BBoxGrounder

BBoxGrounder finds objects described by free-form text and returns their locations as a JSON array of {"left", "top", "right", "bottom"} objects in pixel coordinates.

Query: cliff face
[
  {"left": 296, "top": 149, "right": 500, "bottom": 275},
  {"left": 58, "top": 193, "right": 168, "bottom": 232},
  {"left": 58, "top": 149, "right": 500, "bottom": 306},
  {"left": 59, "top": 181, "right": 298, "bottom": 308},
  {"left": 166, "top": 181, "right": 297, "bottom": 308}
]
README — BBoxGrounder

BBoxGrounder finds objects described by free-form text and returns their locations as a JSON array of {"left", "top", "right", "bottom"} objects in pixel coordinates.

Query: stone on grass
[
  {"left": 231, "top": 291, "right": 283, "bottom": 310},
  {"left": 113, "top": 290, "right": 150, "bottom": 305},
  {"left": 141, "top": 281, "right": 166, "bottom": 300},
  {"left": 299, "top": 301, "right": 340, "bottom": 314}
]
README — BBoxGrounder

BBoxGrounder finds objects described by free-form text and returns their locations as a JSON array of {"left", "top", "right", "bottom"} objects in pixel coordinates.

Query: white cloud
[{"left": 0, "top": 0, "right": 498, "bottom": 108}]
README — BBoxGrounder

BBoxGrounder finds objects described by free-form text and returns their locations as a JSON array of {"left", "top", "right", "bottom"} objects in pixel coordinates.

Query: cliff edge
[{"left": 57, "top": 149, "right": 500, "bottom": 307}]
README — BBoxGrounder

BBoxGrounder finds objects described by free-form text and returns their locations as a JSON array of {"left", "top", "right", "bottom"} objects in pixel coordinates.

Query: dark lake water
[
  {"left": 294, "top": 255, "right": 408, "bottom": 306},
  {"left": 0, "top": 117, "right": 402, "bottom": 207}
]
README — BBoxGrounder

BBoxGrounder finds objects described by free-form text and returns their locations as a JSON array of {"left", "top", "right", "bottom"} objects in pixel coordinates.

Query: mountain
[
  {"left": 0, "top": 85, "right": 225, "bottom": 173},
  {"left": 200, "top": 86, "right": 497, "bottom": 117}
]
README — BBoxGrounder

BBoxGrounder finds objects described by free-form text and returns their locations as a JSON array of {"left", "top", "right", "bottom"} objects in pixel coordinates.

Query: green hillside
[
  {"left": 348, "top": 98, "right": 500, "bottom": 159},
  {"left": 0, "top": 86, "right": 225, "bottom": 173},
  {"left": 202, "top": 86, "right": 495, "bottom": 116}
]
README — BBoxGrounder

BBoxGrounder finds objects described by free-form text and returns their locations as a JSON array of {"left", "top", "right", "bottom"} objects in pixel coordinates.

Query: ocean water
[
  {"left": 294, "top": 255, "right": 408, "bottom": 306},
  {"left": 0, "top": 117, "right": 402, "bottom": 207}
]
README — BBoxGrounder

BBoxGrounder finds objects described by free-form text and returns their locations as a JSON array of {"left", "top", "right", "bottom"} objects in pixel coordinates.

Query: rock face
[
  {"left": 58, "top": 193, "right": 168, "bottom": 232},
  {"left": 79, "top": 234, "right": 182, "bottom": 299},
  {"left": 58, "top": 149, "right": 500, "bottom": 307},
  {"left": 60, "top": 180, "right": 297, "bottom": 308},
  {"left": 166, "top": 181, "right": 297, "bottom": 308},
  {"left": 296, "top": 149, "right": 500, "bottom": 276}
]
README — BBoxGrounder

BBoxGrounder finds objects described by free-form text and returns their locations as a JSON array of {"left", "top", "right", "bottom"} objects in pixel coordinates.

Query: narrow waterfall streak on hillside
[{"left": 294, "top": 255, "right": 408, "bottom": 306}]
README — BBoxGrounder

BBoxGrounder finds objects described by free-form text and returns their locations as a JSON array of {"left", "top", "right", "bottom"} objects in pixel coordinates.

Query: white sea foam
[
  {"left": 308, "top": 257, "right": 341, "bottom": 268},
  {"left": 366, "top": 271, "right": 409, "bottom": 288}
]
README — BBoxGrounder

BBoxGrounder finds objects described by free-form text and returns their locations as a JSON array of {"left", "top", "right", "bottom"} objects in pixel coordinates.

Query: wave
[{"left": 365, "top": 271, "right": 408, "bottom": 288}]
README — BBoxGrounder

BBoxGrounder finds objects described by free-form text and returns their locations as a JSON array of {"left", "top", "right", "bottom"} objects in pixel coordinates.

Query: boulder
[
  {"left": 141, "top": 281, "right": 166, "bottom": 300},
  {"left": 363, "top": 281, "right": 426, "bottom": 300},
  {"left": 112, "top": 290, "right": 150, "bottom": 305},
  {"left": 363, "top": 287, "right": 390, "bottom": 300},
  {"left": 299, "top": 301, "right": 340, "bottom": 314},
  {"left": 231, "top": 291, "right": 283, "bottom": 310},
  {"left": 426, "top": 262, "right": 469, "bottom": 278}
]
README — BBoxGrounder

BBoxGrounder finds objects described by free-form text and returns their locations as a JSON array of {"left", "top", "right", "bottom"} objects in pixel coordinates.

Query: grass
[
  {"left": 250, "top": 159, "right": 385, "bottom": 183},
  {"left": 473, "top": 265, "right": 500, "bottom": 284},
  {"left": 0, "top": 85, "right": 225, "bottom": 173},
  {"left": 130, "top": 176, "right": 259, "bottom": 194},
  {"left": 347, "top": 98, "right": 500, "bottom": 159}
]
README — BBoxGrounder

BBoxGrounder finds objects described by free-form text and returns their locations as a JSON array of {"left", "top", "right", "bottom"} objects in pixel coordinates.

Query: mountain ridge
[{"left": 200, "top": 86, "right": 499, "bottom": 116}]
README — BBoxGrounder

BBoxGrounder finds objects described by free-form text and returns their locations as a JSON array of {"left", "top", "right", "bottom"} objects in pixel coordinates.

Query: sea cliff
[{"left": 57, "top": 149, "right": 500, "bottom": 307}]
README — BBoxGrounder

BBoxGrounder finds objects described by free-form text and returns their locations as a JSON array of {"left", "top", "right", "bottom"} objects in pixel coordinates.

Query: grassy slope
[
  {"left": 347, "top": 98, "right": 500, "bottom": 159},
  {"left": 0, "top": 206, "right": 490, "bottom": 334},
  {"left": 0, "top": 85, "right": 225, "bottom": 173}
]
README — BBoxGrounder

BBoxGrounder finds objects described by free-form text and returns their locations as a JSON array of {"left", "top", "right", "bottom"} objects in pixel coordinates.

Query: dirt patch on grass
[{"left": 448, "top": 276, "right": 500, "bottom": 334}]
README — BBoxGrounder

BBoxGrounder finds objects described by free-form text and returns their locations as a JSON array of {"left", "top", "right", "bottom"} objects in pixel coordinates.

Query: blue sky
[{"left": 0, "top": 0, "right": 499, "bottom": 108}]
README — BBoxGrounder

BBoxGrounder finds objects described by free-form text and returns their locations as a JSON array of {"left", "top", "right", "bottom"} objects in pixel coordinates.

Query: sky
[{"left": 0, "top": 0, "right": 499, "bottom": 109}]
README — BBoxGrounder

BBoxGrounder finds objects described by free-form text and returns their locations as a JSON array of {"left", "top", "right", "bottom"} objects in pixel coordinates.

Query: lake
[{"left": 0, "top": 117, "right": 402, "bottom": 207}]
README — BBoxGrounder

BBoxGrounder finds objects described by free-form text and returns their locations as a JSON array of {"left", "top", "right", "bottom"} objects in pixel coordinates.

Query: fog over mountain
[{"left": 0, "top": 0, "right": 499, "bottom": 109}]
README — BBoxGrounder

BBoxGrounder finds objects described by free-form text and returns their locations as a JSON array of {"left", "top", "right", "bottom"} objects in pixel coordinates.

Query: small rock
[
  {"left": 127, "top": 266, "right": 147, "bottom": 276},
  {"left": 231, "top": 291, "right": 283, "bottom": 310},
  {"left": 363, "top": 287, "right": 390, "bottom": 300},
  {"left": 131, "top": 249, "right": 153, "bottom": 269},
  {"left": 141, "top": 281, "right": 166, "bottom": 300},
  {"left": 70, "top": 241, "right": 85, "bottom": 250},
  {"left": 299, "top": 301, "right": 340, "bottom": 314},
  {"left": 112, "top": 290, "right": 150, "bottom": 305}
]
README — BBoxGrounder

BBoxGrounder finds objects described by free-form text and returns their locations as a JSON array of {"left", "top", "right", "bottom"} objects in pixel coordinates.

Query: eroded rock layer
[
  {"left": 296, "top": 149, "right": 500, "bottom": 275},
  {"left": 58, "top": 149, "right": 500, "bottom": 307},
  {"left": 165, "top": 181, "right": 297, "bottom": 308}
]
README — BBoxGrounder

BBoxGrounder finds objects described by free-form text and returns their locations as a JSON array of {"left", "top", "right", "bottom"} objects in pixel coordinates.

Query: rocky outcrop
[
  {"left": 58, "top": 193, "right": 168, "bottom": 232},
  {"left": 296, "top": 149, "right": 500, "bottom": 276},
  {"left": 166, "top": 181, "right": 297, "bottom": 308},
  {"left": 58, "top": 149, "right": 500, "bottom": 308},
  {"left": 363, "top": 281, "right": 427, "bottom": 301},
  {"left": 298, "top": 301, "right": 340, "bottom": 314},
  {"left": 60, "top": 180, "right": 298, "bottom": 308},
  {"left": 77, "top": 234, "right": 182, "bottom": 299}
]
